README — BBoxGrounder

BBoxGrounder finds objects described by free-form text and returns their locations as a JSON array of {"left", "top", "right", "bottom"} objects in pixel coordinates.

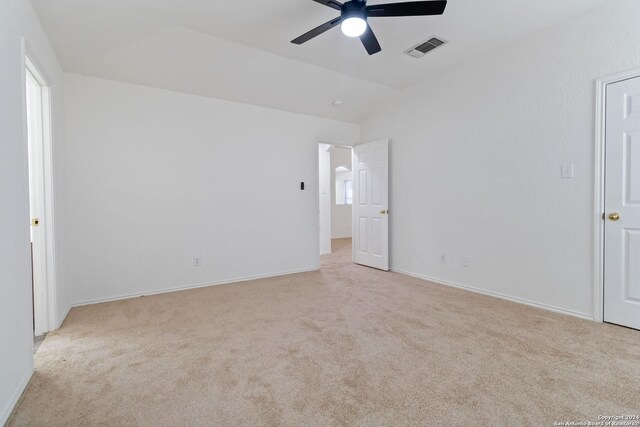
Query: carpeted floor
[{"left": 8, "top": 238, "right": 640, "bottom": 426}]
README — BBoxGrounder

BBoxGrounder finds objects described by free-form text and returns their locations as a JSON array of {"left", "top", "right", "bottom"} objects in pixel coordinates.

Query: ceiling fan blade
[
  {"left": 366, "top": 0, "right": 447, "bottom": 17},
  {"left": 312, "top": 0, "right": 343, "bottom": 11},
  {"left": 360, "top": 25, "right": 382, "bottom": 55},
  {"left": 291, "top": 17, "right": 342, "bottom": 44}
]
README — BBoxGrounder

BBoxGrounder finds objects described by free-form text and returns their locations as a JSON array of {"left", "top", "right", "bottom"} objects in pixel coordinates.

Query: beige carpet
[{"left": 8, "top": 238, "right": 640, "bottom": 426}]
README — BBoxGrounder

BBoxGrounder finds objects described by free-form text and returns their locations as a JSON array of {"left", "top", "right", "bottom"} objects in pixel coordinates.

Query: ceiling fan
[{"left": 291, "top": 0, "right": 447, "bottom": 55}]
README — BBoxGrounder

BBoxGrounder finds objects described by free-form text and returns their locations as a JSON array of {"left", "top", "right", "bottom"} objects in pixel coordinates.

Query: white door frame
[
  {"left": 593, "top": 67, "right": 640, "bottom": 323},
  {"left": 316, "top": 139, "right": 355, "bottom": 261},
  {"left": 22, "top": 38, "right": 57, "bottom": 335}
]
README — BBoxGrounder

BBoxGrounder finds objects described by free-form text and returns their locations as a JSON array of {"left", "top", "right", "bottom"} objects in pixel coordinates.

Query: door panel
[
  {"left": 627, "top": 133, "right": 640, "bottom": 204},
  {"left": 372, "top": 218, "right": 382, "bottom": 256},
  {"left": 626, "top": 230, "right": 640, "bottom": 301},
  {"left": 372, "top": 167, "right": 382, "bottom": 204},
  {"left": 359, "top": 217, "right": 368, "bottom": 252},
  {"left": 353, "top": 139, "right": 389, "bottom": 270},
  {"left": 358, "top": 170, "right": 367, "bottom": 204},
  {"left": 604, "top": 76, "right": 640, "bottom": 330}
]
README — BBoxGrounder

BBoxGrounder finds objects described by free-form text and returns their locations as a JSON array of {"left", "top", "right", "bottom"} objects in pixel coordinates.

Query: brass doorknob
[
  {"left": 608, "top": 212, "right": 620, "bottom": 221},
  {"left": 379, "top": 209, "right": 389, "bottom": 215}
]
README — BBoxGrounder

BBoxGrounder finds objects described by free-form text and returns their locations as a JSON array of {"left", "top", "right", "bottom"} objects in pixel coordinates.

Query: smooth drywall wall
[
  {"left": 64, "top": 74, "right": 359, "bottom": 304},
  {"left": 330, "top": 147, "right": 353, "bottom": 239},
  {"left": 0, "top": 0, "right": 67, "bottom": 423},
  {"left": 360, "top": 0, "right": 640, "bottom": 319}
]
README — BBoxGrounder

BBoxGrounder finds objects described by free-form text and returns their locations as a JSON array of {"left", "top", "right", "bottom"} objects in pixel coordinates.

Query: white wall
[
  {"left": 0, "top": 0, "right": 67, "bottom": 423},
  {"left": 330, "top": 147, "right": 353, "bottom": 239},
  {"left": 58, "top": 26, "right": 396, "bottom": 123},
  {"left": 360, "top": 0, "right": 640, "bottom": 319},
  {"left": 64, "top": 74, "right": 359, "bottom": 305}
]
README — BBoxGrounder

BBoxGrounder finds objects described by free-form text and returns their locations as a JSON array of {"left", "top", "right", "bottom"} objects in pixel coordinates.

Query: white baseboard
[
  {"left": 391, "top": 269, "right": 594, "bottom": 321},
  {"left": 56, "top": 304, "right": 71, "bottom": 329},
  {"left": 71, "top": 267, "right": 319, "bottom": 308},
  {"left": 1, "top": 367, "right": 33, "bottom": 426}
]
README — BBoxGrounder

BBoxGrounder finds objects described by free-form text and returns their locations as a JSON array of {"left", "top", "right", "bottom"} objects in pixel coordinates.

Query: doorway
[
  {"left": 596, "top": 70, "right": 640, "bottom": 330},
  {"left": 25, "top": 54, "right": 55, "bottom": 338},
  {"left": 318, "top": 143, "right": 354, "bottom": 258}
]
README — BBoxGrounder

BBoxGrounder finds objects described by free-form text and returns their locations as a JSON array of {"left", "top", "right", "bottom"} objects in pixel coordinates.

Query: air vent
[{"left": 405, "top": 37, "right": 447, "bottom": 58}]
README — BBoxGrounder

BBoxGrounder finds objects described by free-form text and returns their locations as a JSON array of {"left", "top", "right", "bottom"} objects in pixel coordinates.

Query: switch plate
[
  {"left": 193, "top": 257, "right": 201, "bottom": 267},
  {"left": 561, "top": 164, "right": 574, "bottom": 179}
]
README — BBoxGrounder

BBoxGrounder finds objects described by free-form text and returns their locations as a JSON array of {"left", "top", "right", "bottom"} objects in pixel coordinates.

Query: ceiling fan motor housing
[{"left": 341, "top": 0, "right": 368, "bottom": 21}]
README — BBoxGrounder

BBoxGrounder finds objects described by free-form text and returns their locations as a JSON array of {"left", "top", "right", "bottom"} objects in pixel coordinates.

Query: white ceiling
[{"left": 31, "top": 0, "right": 610, "bottom": 121}]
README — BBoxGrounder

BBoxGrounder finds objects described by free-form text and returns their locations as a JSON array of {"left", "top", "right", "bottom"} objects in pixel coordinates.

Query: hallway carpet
[{"left": 8, "top": 239, "right": 640, "bottom": 426}]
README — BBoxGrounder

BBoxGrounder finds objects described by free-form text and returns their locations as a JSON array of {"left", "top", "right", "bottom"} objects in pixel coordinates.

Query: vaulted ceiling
[{"left": 32, "top": 0, "right": 610, "bottom": 121}]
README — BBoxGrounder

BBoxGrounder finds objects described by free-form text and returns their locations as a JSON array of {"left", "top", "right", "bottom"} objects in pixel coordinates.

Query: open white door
[
  {"left": 604, "top": 76, "right": 640, "bottom": 330},
  {"left": 353, "top": 139, "right": 389, "bottom": 271},
  {"left": 26, "top": 57, "right": 54, "bottom": 336}
]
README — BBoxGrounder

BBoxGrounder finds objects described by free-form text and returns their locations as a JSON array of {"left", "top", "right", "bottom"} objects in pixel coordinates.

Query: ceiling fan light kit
[
  {"left": 291, "top": 0, "right": 447, "bottom": 55},
  {"left": 340, "top": 2, "right": 367, "bottom": 37},
  {"left": 341, "top": 17, "right": 367, "bottom": 37}
]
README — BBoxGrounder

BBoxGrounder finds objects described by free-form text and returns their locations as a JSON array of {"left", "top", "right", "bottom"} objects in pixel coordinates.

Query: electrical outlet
[
  {"left": 440, "top": 254, "right": 446, "bottom": 264},
  {"left": 193, "top": 257, "right": 201, "bottom": 267},
  {"left": 462, "top": 257, "right": 470, "bottom": 267}
]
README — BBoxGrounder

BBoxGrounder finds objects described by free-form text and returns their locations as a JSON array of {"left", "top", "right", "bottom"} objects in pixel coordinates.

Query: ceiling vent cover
[{"left": 405, "top": 37, "right": 446, "bottom": 58}]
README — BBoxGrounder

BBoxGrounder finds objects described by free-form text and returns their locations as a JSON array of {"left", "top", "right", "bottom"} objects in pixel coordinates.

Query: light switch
[{"left": 561, "top": 164, "right": 574, "bottom": 179}]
